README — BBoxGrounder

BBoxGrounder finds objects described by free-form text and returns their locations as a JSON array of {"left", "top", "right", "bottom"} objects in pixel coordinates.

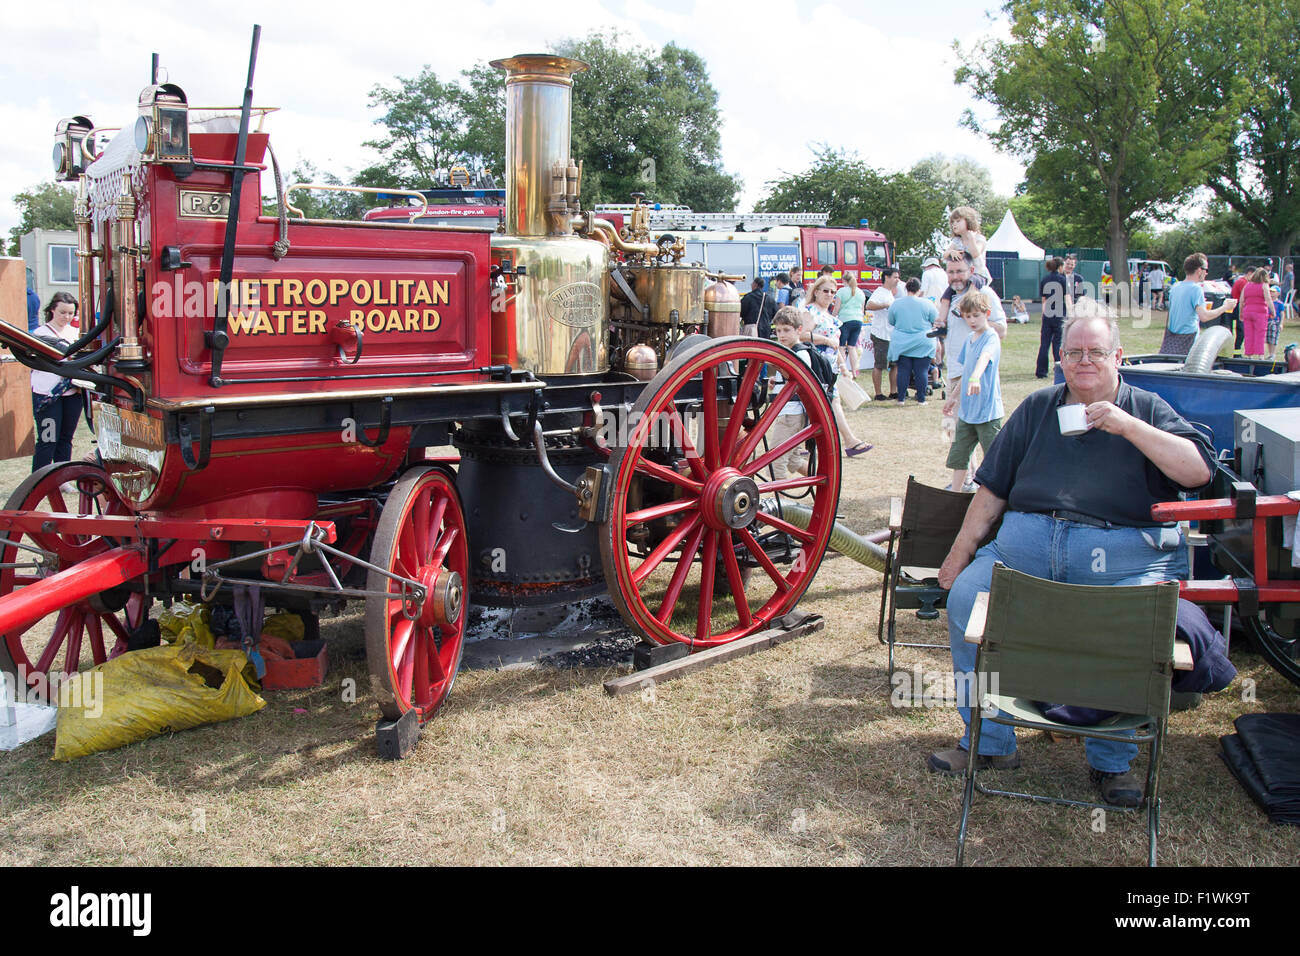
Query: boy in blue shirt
[{"left": 942, "top": 289, "right": 1003, "bottom": 493}]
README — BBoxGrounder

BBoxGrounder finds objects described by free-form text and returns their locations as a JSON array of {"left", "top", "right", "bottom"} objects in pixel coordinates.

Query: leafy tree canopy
[
  {"left": 6, "top": 182, "right": 75, "bottom": 256},
  {"left": 356, "top": 31, "right": 739, "bottom": 209},
  {"left": 756, "top": 147, "right": 947, "bottom": 255},
  {"left": 908, "top": 154, "right": 1010, "bottom": 238},
  {"left": 957, "top": 0, "right": 1252, "bottom": 288},
  {"left": 1207, "top": 0, "right": 1300, "bottom": 258}
]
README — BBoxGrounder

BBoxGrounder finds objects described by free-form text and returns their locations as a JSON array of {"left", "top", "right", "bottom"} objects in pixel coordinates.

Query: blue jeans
[
  {"left": 946, "top": 511, "right": 1188, "bottom": 772},
  {"left": 32, "top": 391, "right": 83, "bottom": 473},
  {"left": 895, "top": 354, "right": 930, "bottom": 402}
]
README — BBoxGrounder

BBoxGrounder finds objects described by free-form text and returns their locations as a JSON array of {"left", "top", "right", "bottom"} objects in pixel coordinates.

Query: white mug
[{"left": 1058, "top": 403, "right": 1088, "bottom": 436}]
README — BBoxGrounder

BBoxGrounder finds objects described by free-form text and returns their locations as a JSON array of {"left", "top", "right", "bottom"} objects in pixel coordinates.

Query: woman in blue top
[
  {"left": 887, "top": 278, "right": 938, "bottom": 404},
  {"left": 834, "top": 272, "right": 866, "bottom": 379}
]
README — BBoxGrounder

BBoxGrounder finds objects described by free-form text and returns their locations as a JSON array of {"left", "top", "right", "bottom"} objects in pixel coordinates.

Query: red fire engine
[{"left": 0, "top": 39, "right": 844, "bottom": 755}]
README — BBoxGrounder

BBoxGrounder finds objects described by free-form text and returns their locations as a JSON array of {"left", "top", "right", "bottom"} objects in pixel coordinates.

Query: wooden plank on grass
[{"left": 603, "top": 614, "right": 824, "bottom": 697}]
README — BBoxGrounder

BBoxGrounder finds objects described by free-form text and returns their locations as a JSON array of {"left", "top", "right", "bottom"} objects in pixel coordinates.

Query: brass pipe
[
  {"left": 491, "top": 54, "right": 588, "bottom": 237},
  {"left": 113, "top": 179, "right": 144, "bottom": 364},
  {"left": 74, "top": 177, "right": 94, "bottom": 330},
  {"left": 587, "top": 217, "right": 660, "bottom": 257}
]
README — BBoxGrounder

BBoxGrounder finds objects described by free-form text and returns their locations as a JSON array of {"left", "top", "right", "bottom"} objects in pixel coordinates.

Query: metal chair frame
[{"left": 954, "top": 565, "right": 1179, "bottom": 867}]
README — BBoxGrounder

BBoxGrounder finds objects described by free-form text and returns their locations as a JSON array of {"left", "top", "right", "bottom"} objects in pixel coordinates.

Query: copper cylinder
[
  {"left": 624, "top": 342, "right": 658, "bottom": 381},
  {"left": 491, "top": 54, "right": 588, "bottom": 238},
  {"left": 704, "top": 277, "right": 741, "bottom": 337},
  {"left": 73, "top": 177, "right": 94, "bottom": 334}
]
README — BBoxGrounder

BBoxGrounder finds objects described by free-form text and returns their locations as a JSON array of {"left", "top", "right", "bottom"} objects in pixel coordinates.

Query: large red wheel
[
  {"left": 365, "top": 466, "right": 469, "bottom": 722},
  {"left": 0, "top": 461, "right": 149, "bottom": 690},
  {"left": 600, "top": 336, "right": 842, "bottom": 648}
]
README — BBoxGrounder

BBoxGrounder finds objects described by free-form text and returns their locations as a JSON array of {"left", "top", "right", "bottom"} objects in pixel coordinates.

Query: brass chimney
[{"left": 490, "top": 54, "right": 587, "bottom": 237}]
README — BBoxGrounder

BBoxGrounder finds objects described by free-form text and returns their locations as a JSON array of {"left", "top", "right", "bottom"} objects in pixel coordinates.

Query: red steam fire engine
[{"left": 0, "top": 36, "right": 843, "bottom": 754}]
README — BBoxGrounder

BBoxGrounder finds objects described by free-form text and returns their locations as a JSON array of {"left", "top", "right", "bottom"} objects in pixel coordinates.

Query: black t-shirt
[
  {"left": 1039, "top": 272, "right": 1069, "bottom": 319},
  {"left": 974, "top": 379, "right": 1215, "bottom": 527}
]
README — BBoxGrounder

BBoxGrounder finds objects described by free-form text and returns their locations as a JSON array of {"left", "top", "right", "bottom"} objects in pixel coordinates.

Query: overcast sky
[{"left": 0, "top": 0, "right": 1021, "bottom": 240}]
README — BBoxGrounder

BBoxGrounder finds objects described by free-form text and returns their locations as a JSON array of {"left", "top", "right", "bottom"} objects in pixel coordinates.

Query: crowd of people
[
  {"left": 744, "top": 207, "right": 1015, "bottom": 488},
  {"left": 1161, "top": 253, "right": 1292, "bottom": 361}
]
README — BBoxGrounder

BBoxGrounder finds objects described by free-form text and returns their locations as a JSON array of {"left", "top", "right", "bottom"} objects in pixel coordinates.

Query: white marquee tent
[{"left": 986, "top": 210, "right": 1045, "bottom": 259}]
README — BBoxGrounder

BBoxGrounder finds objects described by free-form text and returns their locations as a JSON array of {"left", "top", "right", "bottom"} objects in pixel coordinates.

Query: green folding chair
[
  {"left": 878, "top": 476, "right": 985, "bottom": 683},
  {"left": 956, "top": 563, "right": 1181, "bottom": 867}
]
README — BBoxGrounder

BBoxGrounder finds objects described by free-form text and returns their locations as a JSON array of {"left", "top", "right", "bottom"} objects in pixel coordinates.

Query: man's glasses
[{"left": 1062, "top": 348, "right": 1115, "bottom": 364}]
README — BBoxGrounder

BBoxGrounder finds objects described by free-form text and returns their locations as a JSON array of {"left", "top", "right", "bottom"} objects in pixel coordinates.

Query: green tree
[
  {"left": 756, "top": 147, "right": 947, "bottom": 254},
  {"left": 957, "top": 0, "right": 1251, "bottom": 296},
  {"left": 1208, "top": 2, "right": 1300, "bottom": 260},
  {"left": 1008, "top": 184, "right": 1106, "bottom": 249},
  {"left": 6, "top": 182, "right": 76, "bottom": 256},
  {"left": 553, "top": 33, "right": 741, "bottom": 209},
  {"left": 270, "top": 161, "right": 371, "bottom": 220},
  {"left": 908, "top": 154, "right": 1010, "bottom": 239},
  {"left": 358, "top": 64, "right": 503, "bottom": 190}
]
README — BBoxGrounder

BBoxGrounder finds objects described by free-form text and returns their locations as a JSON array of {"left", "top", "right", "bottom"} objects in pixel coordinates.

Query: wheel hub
[
  {"left": 419, "top": 567, "right": 463, "bottom": 629},
  {"left": 702, "top": 470, "right": 760, "bottom": 531}
]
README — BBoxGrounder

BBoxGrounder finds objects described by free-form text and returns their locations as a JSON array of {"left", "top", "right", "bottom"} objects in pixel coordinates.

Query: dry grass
[{"left": 2, "top": 313, "right": 1298, "bottom": 867}]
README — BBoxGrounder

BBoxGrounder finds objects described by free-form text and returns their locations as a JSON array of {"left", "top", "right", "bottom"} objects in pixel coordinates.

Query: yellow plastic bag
[
  {"left": 157, "top": 601, "right": 216, "bottom": 649},
  {"left": 260, "top": 612, "right": 304, "bottom": 642},
  {"left": 53, "top": 643, "right": 265, "bottom": 761}
]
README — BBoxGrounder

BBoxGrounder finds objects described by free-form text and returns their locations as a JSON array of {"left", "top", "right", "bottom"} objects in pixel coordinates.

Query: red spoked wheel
[
  {"left": 600, "top": 336, "right": 842, "bottom": 648},
  {"left": 365, "top": 466, "right": 469, "bottom": 722},
  {"left": 0, "top": 461, "right": 150, "bottom": 689}
]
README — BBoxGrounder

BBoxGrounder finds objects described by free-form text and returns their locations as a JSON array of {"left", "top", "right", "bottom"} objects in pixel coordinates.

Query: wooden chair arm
[
  {"left": 889, "top": 497, "right": 903, "bottom": 532},
  {"left": 1173, "top": 639, "right": 1194, "bottom": 671},
  {"left": 964, "top": 591, "right": 988, "bottom": 645}
]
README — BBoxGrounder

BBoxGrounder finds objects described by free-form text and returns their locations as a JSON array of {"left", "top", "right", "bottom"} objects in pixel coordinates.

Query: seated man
[{"left": 929, "top": 308, "right": 1215, "bottom": 807}]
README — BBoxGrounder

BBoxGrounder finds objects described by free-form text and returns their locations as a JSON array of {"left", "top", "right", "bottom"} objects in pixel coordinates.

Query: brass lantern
[
  {"left": 134, "top": 83, "right": 190, "bottom": 163},
  {"left": 52, "top": 116, "right": 94, "bottom": 181}
]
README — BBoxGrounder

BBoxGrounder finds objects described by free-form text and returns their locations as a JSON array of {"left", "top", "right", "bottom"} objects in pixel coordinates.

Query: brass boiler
[
  {"left": 630, "top": 264, "right": 706, "bottom": 326},
  {"left": 490, "top": 54, "right": 610, "bottom": 376},
  {"left": 704, "top": 274, "right": 743, "bottom": 337}
]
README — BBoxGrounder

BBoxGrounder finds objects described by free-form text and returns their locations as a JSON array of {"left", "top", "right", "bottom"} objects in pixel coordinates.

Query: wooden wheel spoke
[
  {"left": 397, "top": 520, "right": 420, "bottom": 577},
  {"left": 720, "top": 359, "right": 763, "bottom": 462},
  {"left": 624, "top": 497, "right": 698, "bottom": 526},
  {"left": 757, "top": 475, "right": 828, "bottom": 494},
  {"left": 412, "top": 488, "right": 432, "bottom": 562},
  {"left": 100, "top": 611, "right": 132, "bottom": 656},
  {"left": 656, "top": 522, "right": 705, "bottom": 624},
  {"left": 754, "top": 510, "right": 816, "bottom": 544},
  {"left": 732, "top": 385, "right": 796, "bottom": 467},
  {"left": 738, "top": 528, "right": 794, "bottom": 593},
  {"left": 63, "top": 611, "right": 85, "bottom": 676},
  {"left": 46, "top": 487, "right": 69, "bottom": 514},
  {"left": 35, "top": 609, "right": 75, "bottom": 674},
  {"left": 423, "top": 496, "right": 448, "bottom": 561},
  {"left": 430, "top": 526, "right": 459, "bottom": 568},
  {"left": 632, "top": 456, "right": 703, "bottom": 495},
  {"left": 744, "top": 423, "right": 823, "bottom": 478},
  {"left": 720, "top": 532, "right": 752, "bottom": 628},
  {"left": 663, "top": 406, "right": 707, "bottom": 482},
  {"left": 88, "top": 615, "right": 108, "bottom": 666},
  {"left": 633, "top": 514, "right": 703, "bottom": 587},
  {"left": 412, "top": 626, "right": 432, "bottom": 706},
  {"left": 695, "top": 531, "right": 718, "bottom": 641},
  {"left": 701, "top": 369, "right": 720, "bottom": 470},
  {"left": 427, "top": 631, "right": 449, "bottom": 683}
]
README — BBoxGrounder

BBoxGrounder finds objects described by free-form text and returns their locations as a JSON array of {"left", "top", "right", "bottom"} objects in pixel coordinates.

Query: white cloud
[{"left": 1, "top": 0, "right": 1022, "bottom": 239}]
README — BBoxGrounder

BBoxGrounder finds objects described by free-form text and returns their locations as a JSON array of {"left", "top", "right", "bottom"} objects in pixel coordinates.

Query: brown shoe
[
  {"left": 1090, "top": 768, "right": 1143, "bottom": 807},
  {"left": 927, "top": 747, "right": 1021, "bottom": 776}
]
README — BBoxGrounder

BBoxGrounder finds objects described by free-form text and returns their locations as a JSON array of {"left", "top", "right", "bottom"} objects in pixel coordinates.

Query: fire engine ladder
[{"left": 593, "top": 206, "right": 829, "bottom": 232}]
